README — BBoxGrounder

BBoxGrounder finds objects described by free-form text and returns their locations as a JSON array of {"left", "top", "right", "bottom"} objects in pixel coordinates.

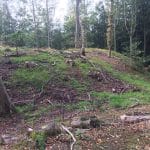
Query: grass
[
  {"left": 9, "top": 48, "right": 150, "bottom": 110},
  {"left": 65, "top": 100, "right": 92, "bottom": 111},
  {"left": 12, "top": 67, "right": 49, "bottom": 89},
  {"left": 68, "top": 78, "right": 88, "bottom": 93},
  {"left": 91, "top": 91, "right": 150, "bottom": 108},
  {"left": 31, "top": 131, "right": 46, "bottom": 150},
  {"left": 75, "top": 58, "right": 92, "bottom": 75},
  {"left": 11, "top": 52, "right": 68, "bottom": 89},
  {"left": 16, "top": 104, "right": 53, "bottom": 124},
  {"left": 91, "top": 56, "right": 150, "bottom": 91}
]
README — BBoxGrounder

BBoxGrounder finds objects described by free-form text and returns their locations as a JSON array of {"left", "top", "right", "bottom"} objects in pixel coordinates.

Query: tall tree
[
  {"left": 106, "top": 0, "right": 114, "bottom": 57},
  {"left": 123, "top": 0, "right": 137, "bottom": 62},
  {"left": 31, "top": 0, "right": 39, "bottom": 49},
  {"left": 75, "top": 0, "right": 81, "bottom": 49}
]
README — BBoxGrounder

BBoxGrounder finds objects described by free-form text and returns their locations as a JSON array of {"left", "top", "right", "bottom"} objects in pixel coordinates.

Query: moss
[{"left": 31, "top": 132, "right": 46, "bottom": 150}]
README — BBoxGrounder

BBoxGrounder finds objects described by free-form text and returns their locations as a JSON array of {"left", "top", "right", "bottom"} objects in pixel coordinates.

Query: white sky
[{"left": 55, "top": 0, "right": 102, "bottom": 23}]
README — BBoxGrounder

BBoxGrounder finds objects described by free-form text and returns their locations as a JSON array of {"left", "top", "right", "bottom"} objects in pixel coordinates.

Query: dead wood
[
  {"left": 0, "top": 77, "right": 15, "bottom": 115},
  {"left": 24, "top": 61, "right": 38, "bottom": 68},
  {"left": 5, "top": 51, "right": 26, "bottom": 57},
  {"left": 13, "top": 100, "right": 35, "bottom": 106},
  {"left": 120, "top": 114, "right": 150, "bottom": 123},
  {"left": 61, "top": 124, "right": 76, "bottom": 150}
]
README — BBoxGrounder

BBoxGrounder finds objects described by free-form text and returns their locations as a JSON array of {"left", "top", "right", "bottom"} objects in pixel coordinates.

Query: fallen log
[
  {"left": 0, "top": 77, "right": 15, "bottom": 116},
  {"left": 4, "top": 51, "right": 26, "bottom": 57},
  {"left": 120, "top": 114, "right": 150, "bottom": 123}
]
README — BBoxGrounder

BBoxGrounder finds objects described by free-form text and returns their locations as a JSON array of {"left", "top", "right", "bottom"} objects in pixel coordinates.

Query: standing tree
[
  {"left": 45, "top": 0, "right": 55, "bottom": 48},
  {"left": 113, "top": 0, "right": 119, "bottom": 51},
  {"left": 31, "top": 0, "right": 39, "bottom": 49},
  {"left": 75, "top": 0, "right": 86, "bottom": 56},
  {"left": 106, "top": 0, "right": 114, "bottom": 57},
  {"left": 75, "top": 0, "right": 81, "bottom": 49},
  {"left": 123, "top": 0, "right": 137, "bottom": 63}
]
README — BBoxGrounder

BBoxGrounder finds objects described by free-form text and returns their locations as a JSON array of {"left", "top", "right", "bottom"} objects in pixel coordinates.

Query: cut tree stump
[{"left": 0, "top": 77, "right": 15, "bottom": 116}]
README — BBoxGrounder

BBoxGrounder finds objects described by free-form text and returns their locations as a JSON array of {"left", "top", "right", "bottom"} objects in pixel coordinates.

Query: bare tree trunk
[
  {"left": 80, "top": 18, "right": 85, "bottom": 56},
  {"left": 124, "top": 1, "right": 137, "bottom": 63},
  {"left": 0, "top": 77, "right": 15, "bottom": 116},
  {"left": 107, "top": 0, "right": 114, "bottom": 58},
  {"left": 113, "top": 18, "right": 117, "bottom": 51},
  {"left": 75, "top": 0, "right": 81, "bottom": 49},
  {"left": 46, "top": 0, "right": 50, "bottom": 48},
  {"left": 31, "top": 0, "right": 39, "bottom": 49},
  {"left": 129, "top": 34, "right": 133, "bottom": 64},
  {"left": 143, "top": 28, "right": 147, "bottom": 58}
]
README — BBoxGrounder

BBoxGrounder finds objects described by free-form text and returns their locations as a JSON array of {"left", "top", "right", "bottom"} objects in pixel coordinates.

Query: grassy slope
[
  {"left": 7, "top": 48, "right": 150, "bottom": 117},
  {"left": 1, "top": 47, "right": 150, "bottom": 150},
  {"left": 88, "top": 49, "right": 150, "bottom": 108}
]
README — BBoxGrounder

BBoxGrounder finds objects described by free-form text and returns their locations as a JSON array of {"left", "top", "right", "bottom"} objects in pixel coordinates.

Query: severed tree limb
[{"left": 61, "top": 124, "right": 76, "bottom": 150}]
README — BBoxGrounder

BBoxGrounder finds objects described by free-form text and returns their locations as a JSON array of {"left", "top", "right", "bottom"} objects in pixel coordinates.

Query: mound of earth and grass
[{"left": 0, "top": 47, "right": 150, "bottom": 150}]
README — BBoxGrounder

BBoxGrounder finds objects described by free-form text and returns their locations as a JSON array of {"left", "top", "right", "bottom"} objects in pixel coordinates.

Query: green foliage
[
  {"left": 31, "top": 132, "right": 46, "bottom": 150},
  {"left": 63, "top": 16, "right": 76, "bottom": 49},
  {"left": 7, "top": 31, "right": 26, "bottom": 47}
]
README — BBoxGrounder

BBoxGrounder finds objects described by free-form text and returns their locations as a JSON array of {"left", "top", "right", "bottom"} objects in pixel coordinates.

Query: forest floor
[{"left": 0, "top": 47, "right": 150, "bottom": 150}]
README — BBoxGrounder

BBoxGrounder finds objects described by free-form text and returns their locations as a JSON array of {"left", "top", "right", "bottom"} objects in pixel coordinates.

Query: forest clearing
[
  {"left": 0, "top": 0, "right": 150, "bottom": 149},
  {"left": 0, "top": 47, "right": 150, "bottom": 150}
]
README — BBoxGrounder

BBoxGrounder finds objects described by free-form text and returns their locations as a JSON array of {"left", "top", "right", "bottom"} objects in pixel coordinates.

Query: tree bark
[
  {"left": 144, "top": 28, "right": 147, "bottom": 58},
  {"left": 120, "top": 114, "right": 150, "bottom": 123},
  {"left": 129, "top": 34, "right": 133, "bottom": 65},
  {"left": 80, "top": 16, "right": 85, "bottom": 56},
  {"left": 0, "top": 77, "right": 15, "bottom": 116},
  {"left": 75, "top": 0, "right": 81, "bottom": 49},
  {"left": 107, "top": 0, "right": 114, "bottom": 58},
  {"left": 31, "top": 0, "right": 39, "bottom": 49},
  {"left": 46, "top": 0, "right": 51, "bottom": 48}
]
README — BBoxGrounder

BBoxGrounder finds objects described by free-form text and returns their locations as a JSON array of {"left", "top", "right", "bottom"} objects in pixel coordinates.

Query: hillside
[{"left": 0, "top": 48, "right": 150, "bottom": 150}]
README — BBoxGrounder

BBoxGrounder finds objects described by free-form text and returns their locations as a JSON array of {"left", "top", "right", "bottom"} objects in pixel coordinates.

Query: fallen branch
[
  {"left": 13, "top": 100, "right": 34, "bottom": 106},
  {"left": 46, "top": 99, "right": 54, "bottom": 106},
  {"left": 61, "top": 124, "right": 76, "bottom": 150}
]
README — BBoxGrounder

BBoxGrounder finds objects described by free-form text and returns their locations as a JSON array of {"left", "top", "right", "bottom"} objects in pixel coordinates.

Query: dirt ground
[{"left": 0, "top": 50, "right": 150, "bottom": 150}]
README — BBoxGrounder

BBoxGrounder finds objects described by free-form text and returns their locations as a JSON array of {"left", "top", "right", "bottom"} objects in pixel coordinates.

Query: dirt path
[{"left": 87, "top": 50, "right": 129, "bottom": 72}]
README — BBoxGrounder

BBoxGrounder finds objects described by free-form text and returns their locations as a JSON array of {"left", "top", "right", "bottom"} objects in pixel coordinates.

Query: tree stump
[{"left": 0, "top": 77, "right": 15, "bottom": 116}]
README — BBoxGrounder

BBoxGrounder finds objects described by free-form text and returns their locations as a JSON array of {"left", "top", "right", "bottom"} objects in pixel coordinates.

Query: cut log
[
  {"left": 4, "top": 51, "right": 26, "bottom": 57},
  {"left": 0, "top": 77, "right": 15, "bottom": 116},
  {"left": 120, "top": 114, "right": 150, "bottom": 123}
]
